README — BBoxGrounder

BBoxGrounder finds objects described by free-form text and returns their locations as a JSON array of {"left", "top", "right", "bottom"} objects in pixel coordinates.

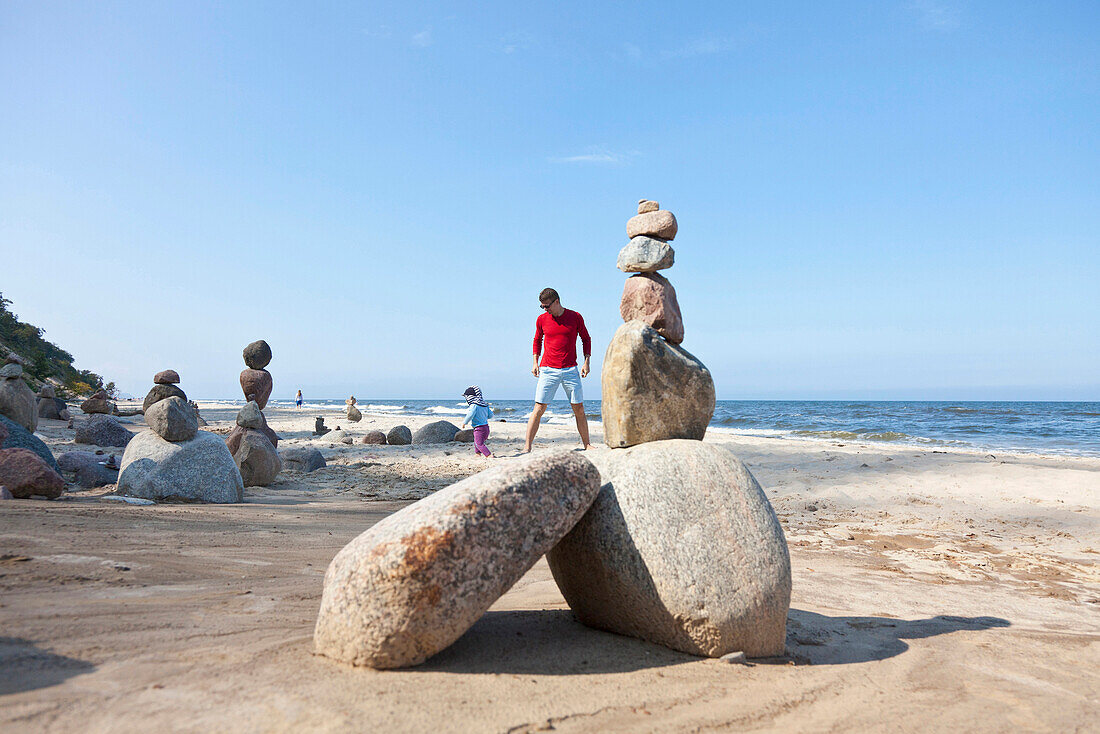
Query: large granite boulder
[
  {"left": 143, "top": 383, "right": 187, "bottom": 413},
  {"left": 242, "top": 340, "right": 272, "bottom": 370},
  {"left": 231, "top": 430, "right": 281, "bottom": 486},
  {"left": 0, "top": 414, "right": 60, "bottom": 473},
  {"left": 386, "top": 425, "right": 412, "bottom": 446},
  {"left": 617, "top": 236, "right": 675, "bottom": 273},
  {"left": 620, "top": 272, "right": 684, "bottom": 344},
  {"left": 117, "top": 430, "right": 244, "bottom": 503},
  {"left": 361, "top": 430, "right": 387, "bottom": 445},
  {"left": 412, "top": 420, "right": 459, "bottom": 444},
  {"left": 153, "top": 369, "right": 180, "bottom": 385},
  {"left": 0, "top": 447, "right": 65, "bottom": 499},
  {"left": 626, "top": 209, "right": 677, "bottom": 240},
  {"left": 548, "top": 440, "right": 791, "bottom": 658},
  {"left": 601, "top": 321, "right": 714, "bottom": 448},
  {"left": 75, "top": 415, "right": 135, "bottom": 447},
  {"left": 0, "top": 364, "right": 38, "bottom": 433},
  {"left": 144, "top": 396, "right": 198, "bottom": 442},
  {"left": 239, "top": 368, "right": 273, "bottom": 409},
  {"left": 280, "top": 447, "right": 326, "bottom": 472},
  {"left": 314, "top": 450, "right": 601, "bottom": 668}
]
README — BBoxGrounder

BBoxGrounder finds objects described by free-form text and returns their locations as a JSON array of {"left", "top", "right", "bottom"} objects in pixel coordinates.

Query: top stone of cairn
[
  {"left": 243, "top": 340, "right": 272, "bottom": 370},
  {"left": 637, "top": 199, "right": 659, "bottom": 214},
  {"left": 154, "top": 369, "right": 180, "bottom": 385},
  {"left": 627, "top": 209, "right": 677, "bottom": 241}
]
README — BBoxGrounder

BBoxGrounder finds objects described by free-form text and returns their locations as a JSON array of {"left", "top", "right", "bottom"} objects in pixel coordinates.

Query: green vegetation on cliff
[{"left": 0, "top": 292, "right": 113, "bottom": 398}]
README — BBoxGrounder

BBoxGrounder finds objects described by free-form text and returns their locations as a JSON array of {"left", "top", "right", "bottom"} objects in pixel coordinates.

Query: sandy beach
[{"left": 0, "top": 402, "right": 1096, "bottom": 732}]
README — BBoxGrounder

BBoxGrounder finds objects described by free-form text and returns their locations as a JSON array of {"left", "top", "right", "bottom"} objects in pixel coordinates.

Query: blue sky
[{"left": 1, "top": 1, "right": 1097, "bottom": 400}]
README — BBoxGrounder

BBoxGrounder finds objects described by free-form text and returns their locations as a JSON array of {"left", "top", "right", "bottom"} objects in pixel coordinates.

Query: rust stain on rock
[{"left": 401, "top": 526, "right": 456, "bottom": 568}]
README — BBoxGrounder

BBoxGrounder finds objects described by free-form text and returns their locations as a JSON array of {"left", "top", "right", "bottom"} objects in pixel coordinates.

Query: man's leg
[
  {"left": 523, "top": 403, "right": 548, "bottom": 452},
  {"left": 571, "top": 402, "right": 592, "bottom": 449}
]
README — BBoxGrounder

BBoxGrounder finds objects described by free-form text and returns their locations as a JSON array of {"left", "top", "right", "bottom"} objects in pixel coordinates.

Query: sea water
[{"left": 240, "top": 399, "right": 1100, "bottom": 457}]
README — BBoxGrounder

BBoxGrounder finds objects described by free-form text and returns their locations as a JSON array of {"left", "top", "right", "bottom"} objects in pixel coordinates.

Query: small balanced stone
[
  {"left": 626, "top": 209, "right": 678, "bottom": 241},
  {"left": 153, "top": 369, "right": 180, "bottom": 385},
  {"left": 236, "top": 401, "right": 264, "bottom": 429},
  {"left": 617, "top": 236, "right": 675, "bottom": 273},
  {"left": 637, "top": 199, "right": 659, "bottom": 214}
]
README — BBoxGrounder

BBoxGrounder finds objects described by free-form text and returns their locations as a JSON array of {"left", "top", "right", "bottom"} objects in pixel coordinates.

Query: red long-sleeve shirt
[{"left": 533, "top": 309, "right": 591, "bottom": 369}]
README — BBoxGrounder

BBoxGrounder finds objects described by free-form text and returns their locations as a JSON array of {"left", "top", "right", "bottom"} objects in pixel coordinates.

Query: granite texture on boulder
[
  {"left": 153, "top": 369, "right": 180, "bottom": 385},
  {"left": 231, "top": 430, "right": 281, "bottom": 486},
  {"left": 145, "top": 396, "right": 198, "bottom": 442},
  {"left": 361, "top": 430, "right": 387, "bottom": 445},
  {"left": 117, "top": 430, "right": 244, "bottom": 503},
  {"left": 239, "top": 369, "right": 273, "bottom": 410},
  {"left": 620, "top": 272, "right": 684, "bottom": 344},
  {"left": 386, "top": 425, "right": 412, "bottom": 446},
  {"left": 143, "top": 384, "right": 187, "bottom": 413},
  {"left": 314, "top": 450, "right": 601, "bottom": 668},
  {"left": 75, "top": 415, "right": 135, "bottom": 448},
  {"left": 548, "top": 440, "right": 791, "bottom": 658},
  {"left": 601, "top": 321, "right": 714, "bottom": 448},
  {"left": 412, "top": 420, "right": 459, "bottom": 444},
  {"left": 617, "top": 236, "right": 675, "bottom": 273},
  {"left": 453, "top": 429, "right": 474, "bottom": 443},
  {"left": 242, "top": 340, "right": 273, "bottom": 370},
  {"left": 0, "top": 447, "right": 65, "bottom": 499},
  {"left": 280, "top": 447, "right": 326, "bottom": 472},
  {"left": 0, "top": 372, "right": 38, "bottom": 433},
  {"left": 626, "top": 209, "right": 678, "bottom": 240},
  {"left": 0, "top": 414, "right": 60, "bottom": 473}
]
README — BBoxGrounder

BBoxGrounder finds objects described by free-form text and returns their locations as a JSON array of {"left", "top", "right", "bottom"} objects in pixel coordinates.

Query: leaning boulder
[
  {"left": 617, "top": 236, "right": 675, "bottom": 273},
  {"left": 386, "top": 425, "right": 412, "bottom": 446},
  {"left": 231, "top": 430, "right": 282, "bottom": 486},
  {"left": 0, "top": 363, "right": 38, "bottom": 433},
  {"left": 0, "top": 447, "right": 65, "bottom": 499},
  {"left": 280, "top": 447, "right": 326, "bottom": 472},
  {"left": 144, "top": 396, "right": 198, "bottom": 442},
  {"left": 117, "top": 430, "right": 244, "bottom": 503},
  {"left": 548, "top": 440, "right": 791, "bottom": 658},
  {"left": 601, "top": 321, "right": 714, "bottom": 448},
  {"left": 620, "top": 272, "right": 684, "bottom": 344},
  {"left": 314, "top": 450, "right": 601, "bottom": 668},
  {"left": 412, "top": 420, "right": 459, "bottom": 444},
  {"left": 75, "top": 415, "right": 135, "bottom": 448},
  {"left": 0, "top": 415, "right": 60, "bottom": 473},
  {"left": 142, "top": 383, "right": 187, "bottom": 413}
]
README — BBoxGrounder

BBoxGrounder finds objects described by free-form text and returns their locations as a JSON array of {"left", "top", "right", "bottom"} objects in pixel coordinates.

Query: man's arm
[
  {"left": 578, "top": 313, "right": 592, "bottom": 378},
  {"left": 532, "top": 317, "right": 543, "bottom": 376}
]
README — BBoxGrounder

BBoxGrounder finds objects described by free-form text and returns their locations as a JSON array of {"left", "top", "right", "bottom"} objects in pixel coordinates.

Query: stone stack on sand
[
  {"left": 0, "top": 360, "right": 38, "bottom": 433},
  {"left": 603, "top": 199, "right": 715, "bottom": 447},
  {"left": 81, "top": 389, "right": 118, "bottom": 416},
  {"left": 143, "top": 370, "right": 186, "bottom": 413},
  {"left": 230, "top": 341, "right": 279, "bottom": 450},
  {"left": 117, "top": 393, "right": 243, "bottom": 504},
  {"left": 226, "top": 401, "right": 282, "bottom": 486},
  {"left": 36, "top": 384, "right": 70, "bottom": 421},
  {"left": 346, "top": 396, "right": 362, "bottom": 423}
]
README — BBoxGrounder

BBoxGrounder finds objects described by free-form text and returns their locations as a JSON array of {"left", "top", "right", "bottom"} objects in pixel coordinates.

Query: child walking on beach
[{"left": 461, "top": 386, "right": 494, "bottom": 457}]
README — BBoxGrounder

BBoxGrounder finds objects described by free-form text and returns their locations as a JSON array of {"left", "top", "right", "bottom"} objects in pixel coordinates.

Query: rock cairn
[
  {"left": 228, "top": 341, "right": 279, "bottom": 452},
  {"left": 346, "top": 396, "right": 362, "bottom": 423},
  {"left": 0, "top": 360, "right": 38, "bottom": 433},
  {"left": 82, "top": 389, "right": 118, "bottom": 416},
  {"left": 604, "top": 199, "right": 714, "bottom": 447},
  {"left": 36, "top": 384, "right": 70, "bottom": 421},
  {"left": 143, "top": 370, "right": 187, "bottom": 413}
]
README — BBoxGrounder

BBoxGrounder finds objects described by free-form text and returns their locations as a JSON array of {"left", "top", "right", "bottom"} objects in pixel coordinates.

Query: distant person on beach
[
  {"left": 525, "top": 287, "right": 592, "bottom": 452},
  {"left": 460, "top": 385, "right": 494, "bottom": 457},
  {"left": 295, "top": 390, "right": 302, "bottom": 408}
]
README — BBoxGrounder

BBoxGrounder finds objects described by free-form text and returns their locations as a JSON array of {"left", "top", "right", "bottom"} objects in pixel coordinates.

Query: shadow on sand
[
  {"left": 0, "top": 638, "right": 96, "bottom": 695},
  {"left": 418, "top": 609, "right": 1011, "bottom": 674}
]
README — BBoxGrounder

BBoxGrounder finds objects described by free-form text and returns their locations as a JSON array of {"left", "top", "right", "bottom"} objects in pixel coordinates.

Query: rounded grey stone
[
  {"left": 314, "top": 450, "right": 601, "bottom": 668},
  {"left": 617, "top": 236, "right": 675, "bottom": 273},
  {"left": 547, "top": 440, "right": 791, "bottom": 658},
  {"left": 236, "top": 401, "right": 264, "bottom": 429},
  {"left": 145, "top": 396, "right": 198, "bottom": 442},
  {"left": 412, "top": 420, "right": 459, "bottom": 444},
  {"left": 232, "top": 430, "right": 281, "bottom": 486},
  {"left": 143, "top": 384, "right": 187, "bottom": 413},
  {"left": 117, "top": 430, "right": 244, "bottom": 503},
  {"left": 280, "top": 447, "right": 326, "bottom": 472},
  {"left": 75, "top": 415, "right": 135, "bottom": 448},
  {"left": 0, "top": 414, "right": 60, "bottom": 473},
  {"left": 386, "top": 425, "right": 412, "bottom": 446}
]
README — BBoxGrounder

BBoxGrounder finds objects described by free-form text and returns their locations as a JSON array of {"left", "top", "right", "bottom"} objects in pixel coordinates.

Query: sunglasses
[{"left": 539, "top": 301, "right": 555, "bottom": 310}]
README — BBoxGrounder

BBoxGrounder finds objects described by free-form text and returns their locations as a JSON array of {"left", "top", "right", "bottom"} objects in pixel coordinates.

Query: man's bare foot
[
  {"left": 521, "top": 445, "right": 532, "bottom": 454},
  {"left": 581, "top": 443, "right": 593, "bottom": 450}
]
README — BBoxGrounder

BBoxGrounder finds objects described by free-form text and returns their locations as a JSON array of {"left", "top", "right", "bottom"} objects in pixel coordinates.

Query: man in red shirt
[{"left": 525, "top": 287, "right": 593, "bottom": 452}]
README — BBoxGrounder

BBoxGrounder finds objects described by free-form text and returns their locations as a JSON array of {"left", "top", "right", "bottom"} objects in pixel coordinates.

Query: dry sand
[{"left": 2, "top": 402, "right": 1098, "bottom": 732}]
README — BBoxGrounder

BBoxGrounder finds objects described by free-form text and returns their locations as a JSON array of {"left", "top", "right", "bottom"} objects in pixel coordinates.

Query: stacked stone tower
[
  {"left": 601, "top": 199, "right": 716, "bottom": 447},
  {"left": 225, "top": 340, "right": 281, "bottom": 485}
]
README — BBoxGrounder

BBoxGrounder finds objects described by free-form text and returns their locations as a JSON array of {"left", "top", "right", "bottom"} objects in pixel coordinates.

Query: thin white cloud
[
  {"left": 908, "top": 0, "right": 961, "bottom": 31},
  {"left": 550, "top": 148, "right": 635, "bottom": 165},
  {"left": 661, "top": 35, "right": 734, "bottom": 59},
  {"left": 411, "top": 28, "right": 433, "bottom": 47}
]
